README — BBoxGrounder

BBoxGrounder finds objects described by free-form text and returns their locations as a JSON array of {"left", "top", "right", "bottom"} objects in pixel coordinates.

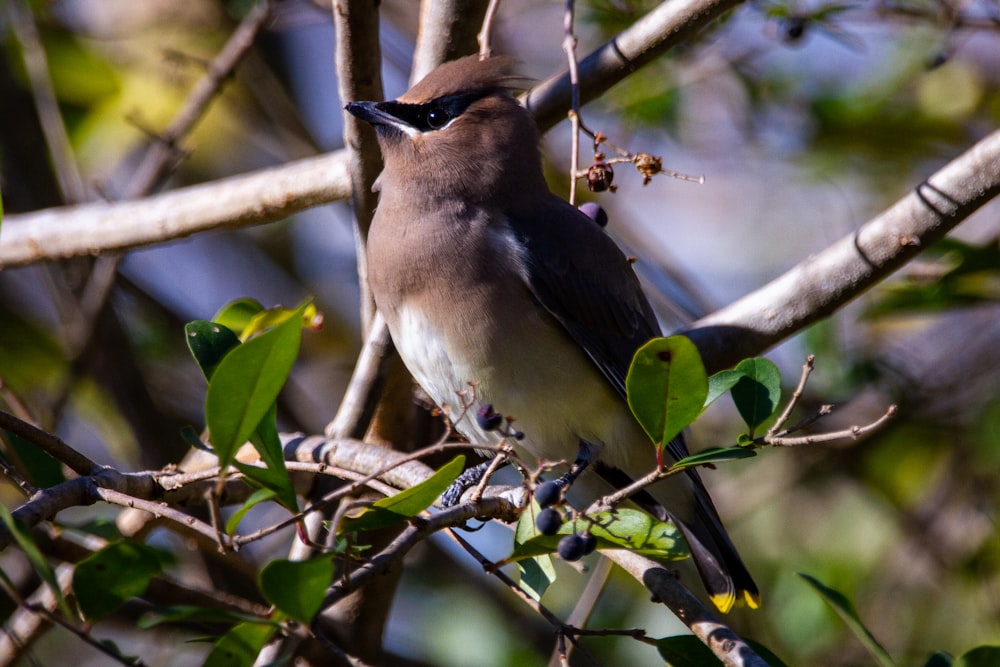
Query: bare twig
[
  {"left": 562, "top": 0, "right": 582, "bottom": 205},
  {"left": 766, "top": 355, "right": 816, "bottom": 437},
  {"left": 764, "top": 405, "right": 898, "bottom": 447},
  {"left": 324, "top": 312, "right": 392, "bottom": 439},
  {"left": 477, "top": 0, "right": 503, "bottom": 58}
]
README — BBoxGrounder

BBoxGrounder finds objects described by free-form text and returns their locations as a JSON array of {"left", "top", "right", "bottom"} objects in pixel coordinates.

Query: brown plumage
[{"left": 346, "top": 54, "right": 758, "bottom": 613}]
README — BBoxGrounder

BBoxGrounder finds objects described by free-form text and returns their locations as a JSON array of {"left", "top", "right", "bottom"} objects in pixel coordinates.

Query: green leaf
[
  {"left": 510, "top": 509, "right": 687, "bottom": 562},
  {"left": 225, "top": 487, "right": 278, "bottom": 535},
  {"left": 4, "top": 431, "right": 65, "bottom": 488},
  {"left": 705, "top": 369, "right": 743, "bottom": 408},
  {"left": 799, "top": 573, "right": 896, "bottom": 667},
  {"left": 657, "top": 635, "right": 722, "bottom": 666},
  {"left": 244, "top": 403, "right": 297, "bottom": 512},
  {"left": 626, "top": 336, "right": 708, "bottom": 448},
  {"left": 0, "top": 505, "right": 74, "bottom": 620},
  {"left": 205, "top": 304, "right": 304, "bottom": 469},
  {"left": 202, "top": 621, "right": 276, "bottom": 667},
  {"left": 185, "top": 321, "right": 241, "bottom": 381},
  {"left": 954, "top": 647, "right": 1000, "bottom": 667},
  {"left": 73, "top": 541, "right": 164, "bottom": 620},
  {"left": 212, "top": 299, "right": 265, "bottom": 339},
  {"left": 668, "top": 446, "right": 757, "bottom": 472},
  {"left": 518, "top": 555, "right": 556, "bottom": 602},
  {"left": 259, "top": 558, "right": 334, "bottom": 624},
  {"left": 139, "top": 605, "right": 277, "bottom": 630},
  {"left": 731, "top": 357, "right": 782, "bottom": 433},
  {"left": 340, "top": 455, "right": 465, "bottom": 534}
]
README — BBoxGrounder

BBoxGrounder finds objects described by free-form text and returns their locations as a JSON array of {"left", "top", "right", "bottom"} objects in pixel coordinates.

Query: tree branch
[{"left": 682, "top": 127, "right": 1000, "bottom": 373}]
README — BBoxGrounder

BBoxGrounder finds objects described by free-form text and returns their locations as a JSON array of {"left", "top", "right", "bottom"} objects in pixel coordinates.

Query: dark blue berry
[
  {"left": 535, "top": 508, "right": 563, "bottom": 536},
  {"left": 579, "top": 532, "right": 597, "bottom": 555},
  {"left": 558, "top": 534, "right": 586, "bottom": 561},
  {"left": 476, "top": 404, "right": 503, "bottom": 431},
  {"left": 578, "top": 202, "right": 608, "bottom": 228},
  {"left": 534, "top": 480, "right": 561, "bottom": 508}
]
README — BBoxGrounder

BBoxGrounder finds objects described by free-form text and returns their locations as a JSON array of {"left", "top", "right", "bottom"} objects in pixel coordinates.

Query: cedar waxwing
[{"left": 345, "top": 55, "right": 758, "bottom": 613}]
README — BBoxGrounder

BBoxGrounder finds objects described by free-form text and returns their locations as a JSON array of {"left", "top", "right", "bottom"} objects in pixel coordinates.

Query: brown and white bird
[{"left": 346, "top": 55, "right": 758, "bottom": 613}]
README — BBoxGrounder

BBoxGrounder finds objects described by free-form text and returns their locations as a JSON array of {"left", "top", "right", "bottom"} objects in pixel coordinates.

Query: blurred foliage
[{"left": 0, "top": 0, "right": 999, "bottom": 665}]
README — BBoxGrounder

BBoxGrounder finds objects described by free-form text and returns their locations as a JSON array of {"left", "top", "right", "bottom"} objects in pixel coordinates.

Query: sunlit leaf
[
  {"left": 626, "top": 336, "right": 708, "bottom": 448},
  {"left": 259, "top": 558, "right": 334, "bottom": 624},
  {"left": 705, "top": 369, "right": 743, "bottom": 408},
  {"left": 202, "top": 621, "right": 275, "bottom": 667},
  {"left": 340, "top": 455, "right": 465, "bottom": 534},
  {"left": 212, "top": 299, "right": 265, "bottom": 339},
  {"left": 205, "top": 304, "right": 304, "bottom": 469},
  {"left": 510, "top": 509, "right": 687, "bottom": 562}
]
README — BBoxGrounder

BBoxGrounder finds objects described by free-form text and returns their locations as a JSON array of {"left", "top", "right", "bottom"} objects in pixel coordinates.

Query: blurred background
[{"left": 1, "top": 0, "right": 999, "bottom": 664}]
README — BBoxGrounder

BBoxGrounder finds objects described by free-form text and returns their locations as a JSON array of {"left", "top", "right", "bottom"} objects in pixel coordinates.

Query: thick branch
[
  {"left": 683, "top": 127, "right": 1000, "bottom": 373},
  {"left": 0, "top": 152, "right": 350, "bottom": 268},
  {"left": 524, "top": 0, "right": 746, "bottom": 131},
  {"left": 411, "top": 0, "right": 489, "bottom": 83}
]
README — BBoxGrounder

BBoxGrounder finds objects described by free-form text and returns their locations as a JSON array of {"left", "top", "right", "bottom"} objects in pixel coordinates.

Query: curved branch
[{"left": 683, "top": 127, "right": 1000, "bottom": 373}]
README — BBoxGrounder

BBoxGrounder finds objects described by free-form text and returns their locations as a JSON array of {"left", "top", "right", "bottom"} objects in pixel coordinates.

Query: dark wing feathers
[{"left": 506, "top": 196, "right": 660, "bottom": 397}]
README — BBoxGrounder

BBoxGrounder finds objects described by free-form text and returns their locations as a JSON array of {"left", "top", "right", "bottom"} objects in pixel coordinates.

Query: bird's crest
[{"left": 399, "top": 55, "right": 533, "bottom": 105}]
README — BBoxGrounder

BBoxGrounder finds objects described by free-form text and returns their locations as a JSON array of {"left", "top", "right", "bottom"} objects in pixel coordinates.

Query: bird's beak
[{"left": 345, "top": 101, "right": 394, "bottom": 127}]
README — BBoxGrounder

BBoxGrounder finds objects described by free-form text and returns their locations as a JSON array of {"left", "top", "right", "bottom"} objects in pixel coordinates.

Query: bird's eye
[{"left": 425, "top": 107, "right": 450, "bottom": 129}]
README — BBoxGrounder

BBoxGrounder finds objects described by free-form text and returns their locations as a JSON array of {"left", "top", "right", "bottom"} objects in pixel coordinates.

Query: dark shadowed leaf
[
  {"left": 954, "top": 646, "right": 1000, "bottom": 667},
  {"left": 657, "top": 635, "right": 722, "bottom": 666},
  {"left": 185, "top": 320, "right": 241, "bottom": 381},
  {"left": 259, "top": 557, "right": 334, "bottom": 624},
  {"left": 74, "top": 541, "right": 163, "bottom": 620},
  {"left": 731, "top": 357, "right": 782, "bottom": 432}
]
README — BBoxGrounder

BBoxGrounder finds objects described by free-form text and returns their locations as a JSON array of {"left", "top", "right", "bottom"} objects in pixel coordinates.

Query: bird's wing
[{"left": 506, "top": 197, "right": 661, "bottom": 398}]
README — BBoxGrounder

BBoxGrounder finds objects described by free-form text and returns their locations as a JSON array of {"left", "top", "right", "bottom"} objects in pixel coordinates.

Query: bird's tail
[{"left": 670, "top": 471, "right": 760, "bottom": 614}]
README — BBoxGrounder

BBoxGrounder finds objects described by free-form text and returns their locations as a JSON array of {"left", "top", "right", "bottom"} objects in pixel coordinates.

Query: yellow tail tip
[{"left": 710, "top": 590, "right": 761, "bottom": 613}]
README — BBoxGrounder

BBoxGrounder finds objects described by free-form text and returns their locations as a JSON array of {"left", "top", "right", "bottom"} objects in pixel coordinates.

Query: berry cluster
[
  {"left": 532, "top": 480, "right": 597, "bottom": 563},
  {"left": 476, "top": 404, "right": 524, "bottom": 440}
]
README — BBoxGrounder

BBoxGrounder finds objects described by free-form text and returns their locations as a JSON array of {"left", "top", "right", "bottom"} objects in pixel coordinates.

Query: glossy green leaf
[
  {"left": 73, "top": 541, "right": 163, "bottom": 620},
  {"left": 799, "top": 573, "right": 896, "bottom": 667},
  {"left": 626, "top": 336, "right": 708, "bottom": 448},
  {"left": 224, "top": 487, "right": 277, "bottom": 535},
  {"left": 243, "top": 403, "right": 297, "bottom": 512},
  {"left": 657, "top": 635, "right": 722, "bottom": 666},
  {"left": 954, "top": 647, "right": 1000, "bottom": 667},
  {"left": 259, "top": 557, "right": 334, "bottom": 624},
  {"left": 705, "top": 369, "right": 743, "bottom": 408},
  {"left": 340, "top": 455, "right": 465, "bottom": 534},
  {"left": 731, "top": 357, "right": 782, "bottom": 433},
  {"left": 185, "top": 321, "right": 241, "bottom": 381},
  {"left": 202, "top": 621, "right": 276, "bottom": 667},
  {"left": 212, "top": 299, "right": 265, "bottom": 339},
  {"left": 510, "top": 509, "right": 687, "bottom": 562},
  {"left": 668, "top": 446, "right": 757, "bottom": 472},
  {"left": 0, "top": 505, "right": 73, "bottom": 620},
  {"left": 205, "top": 304, "right": 304, "bottom": 469}
]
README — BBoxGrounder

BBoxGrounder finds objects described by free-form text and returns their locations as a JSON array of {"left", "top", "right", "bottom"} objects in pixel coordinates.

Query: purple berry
[
  {"left": 578, "top": 202, "right": 608, "bottom": 228},
  {"left": 476, "top": 404, "right": 503, "bottom": 431},
  {"left": 535, "top": 508, "right": 563, "bottom": 536},
  {"left": 558, "top": 534, "right": 586, "bottom": 561},
  {"left": 579, "top": 532, "right": 597, "bottom": 555},
  {"left": 534, "top": 480, "right": 561, "bottom": 508}
]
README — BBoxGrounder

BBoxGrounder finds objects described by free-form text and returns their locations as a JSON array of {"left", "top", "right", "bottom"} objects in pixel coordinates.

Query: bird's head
[{"left": 345, "top": 55, "right": 547, "bottom": 203}]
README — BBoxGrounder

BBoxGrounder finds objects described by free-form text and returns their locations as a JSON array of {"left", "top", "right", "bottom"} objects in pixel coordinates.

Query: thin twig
[
  {"left": 96, "top": 488, "right": 221, "bottom": 547},
  {"left": 764, "top": 405, "right": 898, "bottom": 447},
  {"left": 767, "top": 355, "right": 815, "bottom": 437},
  {"left": 562, "top": 0, "right": 581, "bottom": 205},
  {"left": 478, "top": 0, "right": 503, "bottom": 58}
]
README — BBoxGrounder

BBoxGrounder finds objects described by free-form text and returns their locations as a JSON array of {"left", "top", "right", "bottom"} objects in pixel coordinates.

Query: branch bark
[{"left": 682, "top": 127, "right": 1000, "bottom": 373}]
